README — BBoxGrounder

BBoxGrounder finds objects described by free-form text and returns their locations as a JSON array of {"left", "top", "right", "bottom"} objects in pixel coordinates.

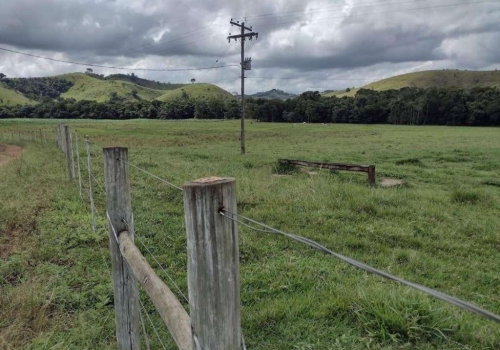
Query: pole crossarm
[
  {"left": 227, "top": 32, "right": 259, "bottom": 42},
  {"left": 230, "top": 20, "right": 252, "bottom": 31}
]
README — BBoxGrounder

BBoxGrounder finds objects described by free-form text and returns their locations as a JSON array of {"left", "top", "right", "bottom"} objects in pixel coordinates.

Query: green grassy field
[
  {"left": 1, "top": 120, "right": 499, "bottom": 349},
  {"left": 0, "top": 84, "right": 36, "bottom": 106},
  {"left": 323, "top": 70, "right": 500, "bottom": 98},
  {"left": 155, "top": 83, "right": 234, "bottom": 102}
]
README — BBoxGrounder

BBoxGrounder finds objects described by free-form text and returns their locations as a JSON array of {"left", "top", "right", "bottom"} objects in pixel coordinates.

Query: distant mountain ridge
[{"left": 239, "top": 89, "right": 297, "bottom": 100}]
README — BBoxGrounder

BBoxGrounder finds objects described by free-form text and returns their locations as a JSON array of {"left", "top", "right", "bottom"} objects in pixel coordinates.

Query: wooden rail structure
[
  {"left": 279, "top": 158, "right": 376, "bottom": 185},
  {"left": 101, "top": 147, "right": 242, "bottom": 350}
]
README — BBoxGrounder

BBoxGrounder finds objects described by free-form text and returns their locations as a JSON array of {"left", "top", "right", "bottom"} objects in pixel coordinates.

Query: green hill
[
  {"left": 323, "top": 70, "right": 500, "bottom": 98},
  {"left": 0, "top": 83, "right": 36, "bottom": 106},
  {"left": 155, "top": 83, "right": 233, "bottom": 102},
  {"left": 105, "top": 74, "right": 185, "bottom": 91},
  {"left": 58, "top": 73, "right": 164, "bottom": 102}
]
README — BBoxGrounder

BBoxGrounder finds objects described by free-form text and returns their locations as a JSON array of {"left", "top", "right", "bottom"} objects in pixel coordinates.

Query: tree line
[
  {"left": 1, "top": 76, "right": 74, "bottom": 102},
  {"left": 0, "top": 86, "right": 499, "bottom": 126},
  {"left": 248, "top": 88, "right": 500, "bottom": 126}
]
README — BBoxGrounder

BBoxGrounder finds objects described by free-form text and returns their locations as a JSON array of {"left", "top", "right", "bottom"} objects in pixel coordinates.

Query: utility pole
[{"left": 228, "top": 19, "right": 258, "bottom": 155}]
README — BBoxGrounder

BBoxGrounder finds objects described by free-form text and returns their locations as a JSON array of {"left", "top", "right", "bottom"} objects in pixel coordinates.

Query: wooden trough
[{"left": 279, "top": 159, "right": 376, "bottom": 185}]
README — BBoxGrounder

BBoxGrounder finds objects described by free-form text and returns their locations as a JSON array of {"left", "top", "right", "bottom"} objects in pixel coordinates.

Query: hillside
[
  {"left": 323, "top": 70, "right": 500, "bottom": 97},
  {"left": 0, "top": 83, "right": 36, "bottom": 106},
  {"left": 249, "top": 89, "right": 297, "bottom": 100},
  {"left": 155, "top": 83, "right": 233, "bottom": 102},
  {"left": 105, "top": 73, "right": 185, "bottom": 91},
  {"left": 59, "top": 73, "right": 164, "bottom": 102}
]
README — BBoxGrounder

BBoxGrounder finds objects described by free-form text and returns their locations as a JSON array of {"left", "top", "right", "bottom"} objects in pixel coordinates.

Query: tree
[
  {"left": 0, "top": 73, "right": 5, "bottom": 80},
  {"left": 131, "top": 90, "right": 138, "bottom": 98},
  {"left": 86, "top": 68, "right": 93, "bottom": 74},
  {"left": 191, "top": 78, "right": 196, "bottom": 84}
]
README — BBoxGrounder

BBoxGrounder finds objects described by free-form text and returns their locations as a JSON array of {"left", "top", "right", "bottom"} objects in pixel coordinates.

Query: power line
[
  {"left": 235, "top": 0, "right": 397, "bottom": 20},
  {"left": 0, "top": 47, "right": 239, "bottom": 72},
  {"left": 245, "top": 76, "right": 371, "bottom": 81},
  {"left": 236, "top": 0, "right": 431, "bottom": 22},
  {"left": 220, "top": 210, "right": 500, "bottom": 324},
  {"left": 255, "top": 1, "right": 497, "bottom": 30}
]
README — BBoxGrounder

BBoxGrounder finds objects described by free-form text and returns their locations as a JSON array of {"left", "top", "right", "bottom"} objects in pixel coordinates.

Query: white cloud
[{"left": 0, "top": 0, "right": 498, "bottom": 93}]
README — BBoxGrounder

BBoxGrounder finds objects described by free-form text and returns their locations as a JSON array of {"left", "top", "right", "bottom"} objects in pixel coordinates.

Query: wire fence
[{"left": 8, "top": 126, "right": 499, "bottom": 349}]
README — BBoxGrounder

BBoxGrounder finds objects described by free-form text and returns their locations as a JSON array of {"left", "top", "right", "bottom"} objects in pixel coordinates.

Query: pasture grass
[
  {"left": 155, "top": 83, "right": 234, "bottom": 102},
  {"left": 60, "top": 73, "right": 164, "bottom": 102},
  {"left": 0, "top": 83, "right": 36, "bottom": 106},
  {"left": 0, "top": 120, "right": 499, "bottom": 349}
]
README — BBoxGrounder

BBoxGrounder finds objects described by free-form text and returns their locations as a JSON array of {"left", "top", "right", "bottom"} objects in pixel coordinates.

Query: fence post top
[
  {"left": 183, "top": 177, "right": 235, "bottom": 188},
  {"left": 103, "top": 147, "right": 129, "bottom": 156}
]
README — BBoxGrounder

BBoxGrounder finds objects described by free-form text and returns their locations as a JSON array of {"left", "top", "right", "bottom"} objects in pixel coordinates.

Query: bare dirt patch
[
  {"left": 381, "top": 178, "right": 405, "bottom": 187},
  {"left": 0, "top": 144, "right": 23, "bottom": 168}
]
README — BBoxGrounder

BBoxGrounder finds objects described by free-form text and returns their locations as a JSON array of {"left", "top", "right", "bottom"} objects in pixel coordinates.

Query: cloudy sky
[{"left": 0, "top": 0, "right": 499, "bottom": 94}]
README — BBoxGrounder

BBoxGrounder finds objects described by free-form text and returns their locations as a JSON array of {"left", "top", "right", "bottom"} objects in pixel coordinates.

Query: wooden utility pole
[
  {"left": 103, "top": 147, "right": 141, "bottom": 350},
  {"left": 228, "top": 20, "right": 258, "bottom": 155},
  {"left": 183, "top": 177, "right": 241, "bottom": 350}
]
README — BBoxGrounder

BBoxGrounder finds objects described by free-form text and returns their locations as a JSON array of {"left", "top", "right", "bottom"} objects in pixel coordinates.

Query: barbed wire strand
[
  {"left": 220, "top": 210, "right": 500, "bottom": 324},
  {"left": 139, "top": 299, "right": 152, "bottom": 350},
  {"left": 139, "top": 297, "right": 168, "bottom": 350},
  {"left": 120, "top": 159, "right": 183, "bottom": 191},
  {"left": 105, "top": 213, "right": 166, "bottom": 349},
  {"left": 121, "top": 218, "right": 189, "bottom": 303}
]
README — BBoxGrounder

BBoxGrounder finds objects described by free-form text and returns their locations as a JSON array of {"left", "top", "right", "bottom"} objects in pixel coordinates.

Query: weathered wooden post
[
  {"left": 85, "top": 136, "right": 97, "bottom": 234},
  {"left": 74, "top": 131, "right": 83, "bottom": 199},
  {"left": 64, "top": 126, "right": 74, "bottom": 180},
  {"left": 103, "top": 147, "right": 141, "bottom": 350},
  {"left": 368, "top": 165, "right": 376, "bottom": 186},
  {"left": 183, "top": 177, "right": 241, "bottom": 350},
  {"left": 85, "top": 136, "right": 96, "bottom": 233},
  {"left": 70, "top": 131, "right": 75, "bottom": 175}
]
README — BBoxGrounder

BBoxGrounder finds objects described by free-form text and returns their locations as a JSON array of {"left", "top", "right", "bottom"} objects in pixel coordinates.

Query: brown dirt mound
[{"left": 0, "top": 144, "right": 23, "bottom": 168}]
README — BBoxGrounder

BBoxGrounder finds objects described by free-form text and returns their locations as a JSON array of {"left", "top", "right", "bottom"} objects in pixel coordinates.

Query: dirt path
[{"left": 0, "top": 144, "right": 23, "bottom": 168}]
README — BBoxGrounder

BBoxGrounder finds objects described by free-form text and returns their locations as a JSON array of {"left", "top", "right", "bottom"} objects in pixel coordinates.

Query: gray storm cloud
[{"left": 0, "top": 0, "right": 499, "bottom": 93}]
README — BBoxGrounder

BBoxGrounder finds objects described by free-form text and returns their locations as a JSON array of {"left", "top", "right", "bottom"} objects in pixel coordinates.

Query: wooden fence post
[
  {"left": 183, "top": 177, "right": 241, "bottom": 350},
  {"left": 85, "top": 136, "right": 97, "bottom": 234},
  {"left": 368, "top": 165, "right": 376, "bottom": 186},
  {"left": 75, "top": 131, "right": 83, "bottom": 199},
  {"left": 64, "top": 126, "right": 74, "bottom": 180},
  {"left": 104, "top": 147, "right": 141, "bottom": 350}
]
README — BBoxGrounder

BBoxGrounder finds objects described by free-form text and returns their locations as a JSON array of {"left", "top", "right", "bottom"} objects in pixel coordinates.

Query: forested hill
[
  {"left": 0, "top": 72, "right": 229, "bottom": 105},
  {"left": 324, "top": 70, "right": 500, "bottom": 97}
]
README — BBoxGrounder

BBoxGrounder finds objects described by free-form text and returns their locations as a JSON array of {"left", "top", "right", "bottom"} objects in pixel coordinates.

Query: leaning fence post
[
  {"left": 368, "top": 165, "right": 376, "bottom": 186},
  {"left": 64, "top": 126, "right": 74, "bottom": 180},
  {"left": 85, "top": 136, "right": 97, "bottom": 234},
  {"left": 75, "top": 131, "right": 83, "bottom": 199},
  {"left": 104, "top": 147, "right": 141, "bottom": 350},
  {"left": 183, "top": 177, "right": 241, "bottom": 350}
]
